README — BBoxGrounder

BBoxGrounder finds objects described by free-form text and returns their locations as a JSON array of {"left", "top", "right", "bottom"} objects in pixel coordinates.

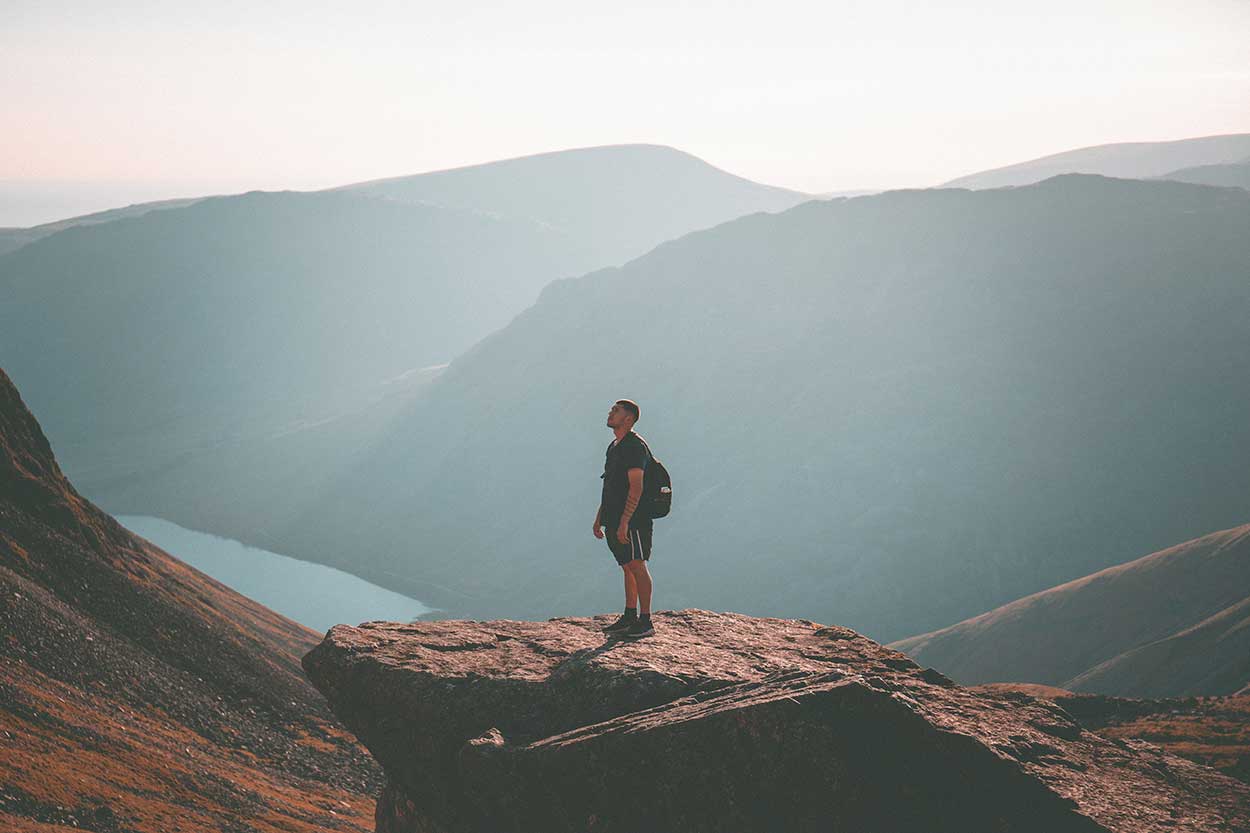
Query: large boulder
[{"left": 303, "top": 610, "right": 1249, "bottom": 833}]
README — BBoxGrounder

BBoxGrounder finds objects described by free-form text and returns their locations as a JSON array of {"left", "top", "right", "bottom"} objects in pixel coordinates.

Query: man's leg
[
  {"left": 626, "top": 560, "right": 652, "bottom": 616},
  {"left": 602, "top": 533, "right": 640, "bottom": 633},
  {"left": 621, "top": 559, "right": 655, "bottom": 638},
  {"left": 622, "top": 564, "right": 639, "bottom": 610}
]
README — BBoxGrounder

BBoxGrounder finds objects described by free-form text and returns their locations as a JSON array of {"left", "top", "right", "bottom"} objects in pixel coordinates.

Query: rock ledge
[{"left": 303, "top": 610, "right": 1249, "bottom": 833}]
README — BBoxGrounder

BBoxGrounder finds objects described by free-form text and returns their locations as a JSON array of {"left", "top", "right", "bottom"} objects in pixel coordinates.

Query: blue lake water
[{"left": 118, "top": 515, "right": 434, "bottom": 632}]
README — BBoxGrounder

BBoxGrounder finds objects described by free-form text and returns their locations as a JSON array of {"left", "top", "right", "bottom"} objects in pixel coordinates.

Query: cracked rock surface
[{"left": 303, "top": 610, "right": 1249, "bottom": 833}]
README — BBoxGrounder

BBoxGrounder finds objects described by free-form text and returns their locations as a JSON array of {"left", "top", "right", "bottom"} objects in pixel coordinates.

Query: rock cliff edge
[{"left": 303, "top": 610, "right": 1248, "bottom": 833}]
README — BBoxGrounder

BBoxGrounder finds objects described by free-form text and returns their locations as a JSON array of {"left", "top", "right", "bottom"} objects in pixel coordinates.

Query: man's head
[{"left": 606, "top": 399, "right": 640, "bottom": 430}]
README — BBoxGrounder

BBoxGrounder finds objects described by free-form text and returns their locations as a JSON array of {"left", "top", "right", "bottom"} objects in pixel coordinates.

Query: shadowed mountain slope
[
  {"left": 0, "top": 367, "right": 380, "bottom": 832},
  {"left": 891, "top": 524, "right": 1250, "bottom": 696},
  {"left": 269, "top": 175, "right": 1250, "bottom": 643},
  {"left": 0, "top": 189, "right": 589, "bottom": 515},
  {"left": 945, "top": 133, "right": 1250, "bottom": 189},
  {"left": 1066, "top": 592, "right": 1250, "bottom": 696},
  {"left": 338, "top": 144, "right": 812, "bottom": 267}
]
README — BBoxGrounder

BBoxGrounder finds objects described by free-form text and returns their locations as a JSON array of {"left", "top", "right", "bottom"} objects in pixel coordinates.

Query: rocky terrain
[
  {"left": 0, "top": 366, "right": 381, "bottom": 832},
  {"left": 977, "top": 684, "right": 1250, "bottom": 785},
  {"left": 303, "top": 610, "right": 1249, "bottom": 833}
]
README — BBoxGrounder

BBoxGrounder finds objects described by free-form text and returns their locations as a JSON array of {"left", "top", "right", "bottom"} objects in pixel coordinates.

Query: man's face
[{"left": 606, "top": 402, "right": 630, "bottom": 429}]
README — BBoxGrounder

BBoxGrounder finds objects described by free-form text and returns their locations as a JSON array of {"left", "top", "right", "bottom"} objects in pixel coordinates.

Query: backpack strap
[{"left": 634, "top": 433, "right": 656, "bottom": 465}]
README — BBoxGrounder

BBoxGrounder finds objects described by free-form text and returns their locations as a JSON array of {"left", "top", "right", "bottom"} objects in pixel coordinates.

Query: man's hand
[
  {"left": 593, "top": 520, "right": 604, "bottom": 539},
  {"left": 616, "top": 521, "right": 630, "bottom": 545}
]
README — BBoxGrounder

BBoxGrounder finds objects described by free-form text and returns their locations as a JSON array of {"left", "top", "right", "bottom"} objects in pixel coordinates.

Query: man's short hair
[{"left": 616, "top": 399, "right": 640, "bottom": 423}]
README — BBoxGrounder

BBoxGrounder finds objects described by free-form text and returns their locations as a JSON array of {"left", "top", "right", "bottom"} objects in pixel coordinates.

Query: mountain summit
[{"left": 338, "top": 144, "right": 811, "bottom": 266}]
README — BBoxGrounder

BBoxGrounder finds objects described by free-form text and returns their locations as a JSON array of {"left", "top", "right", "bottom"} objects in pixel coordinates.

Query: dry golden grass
[{"left": 2, "top": 661, "right": 374, "bottom": 833}]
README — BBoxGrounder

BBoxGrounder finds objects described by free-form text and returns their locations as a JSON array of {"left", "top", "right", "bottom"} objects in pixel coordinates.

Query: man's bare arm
[
  {"left": 622, "top": 468, "right": 644, "bottom": 523},
  {"left": 616, "top": 468, "right": 645, "bottom": 542}
]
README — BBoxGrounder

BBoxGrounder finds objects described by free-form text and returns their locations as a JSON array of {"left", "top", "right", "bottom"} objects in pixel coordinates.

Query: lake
[{"left": 118, "top": 515, "right": 434, "bottom": 632}]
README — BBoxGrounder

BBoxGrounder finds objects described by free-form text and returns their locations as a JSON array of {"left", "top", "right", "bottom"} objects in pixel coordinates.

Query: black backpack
[{"left": 636, "top": 436, "right": 673, "bottom": 519}]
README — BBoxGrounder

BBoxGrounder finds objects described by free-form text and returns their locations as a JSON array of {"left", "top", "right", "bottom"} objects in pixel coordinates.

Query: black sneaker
[
  {"left": 623, "top": 617, "right": 654, "bottom": 639},
  {"left": 602, "top": 612, "right": 636, "bottom": 633}
]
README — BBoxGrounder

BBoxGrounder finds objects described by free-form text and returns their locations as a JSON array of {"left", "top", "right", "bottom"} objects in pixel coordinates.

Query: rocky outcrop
[
  {"left": 976, "top": 684, "right": 1250, "bottom": 785},
  {"left": 303, "top": 610, "right": 1250, "bottom": 833}
]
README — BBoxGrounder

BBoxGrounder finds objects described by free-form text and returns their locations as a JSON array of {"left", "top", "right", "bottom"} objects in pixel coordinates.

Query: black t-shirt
[{"left": 600, "top": 431, "right": 652, "bottom": 530}]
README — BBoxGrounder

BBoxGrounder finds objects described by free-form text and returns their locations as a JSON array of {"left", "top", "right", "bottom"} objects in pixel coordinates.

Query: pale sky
[{"left": 3, "top": 0, "right": 1249, "bottom": 225}]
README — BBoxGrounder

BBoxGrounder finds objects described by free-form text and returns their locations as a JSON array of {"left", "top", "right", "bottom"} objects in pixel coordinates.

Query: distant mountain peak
[
  {"left": 333, "top": 143, "right": 810, "bottom": 267},
  {"left": 341, "top": 142, "right": 713, "bottom": 185},
  {"left": 945, "top": 132, "right": 1250, "bottom": 189}
]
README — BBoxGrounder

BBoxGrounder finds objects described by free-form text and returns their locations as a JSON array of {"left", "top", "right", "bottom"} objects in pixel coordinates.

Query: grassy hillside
[{"left": 893, "top": 525, "right": 1250, "bottom": 696}]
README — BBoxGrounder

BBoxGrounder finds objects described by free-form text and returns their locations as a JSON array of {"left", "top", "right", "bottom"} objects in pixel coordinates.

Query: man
[{"left": 594, "top": 399, "right": 655, "bottom": 638}]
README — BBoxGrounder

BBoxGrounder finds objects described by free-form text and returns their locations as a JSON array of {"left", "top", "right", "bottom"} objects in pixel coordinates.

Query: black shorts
[{"left": 605, "top": 525, "right": 652, "bottom": 566}]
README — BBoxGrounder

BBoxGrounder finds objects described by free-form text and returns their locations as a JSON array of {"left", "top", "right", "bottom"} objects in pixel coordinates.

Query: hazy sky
[{"left": 4, "top": 0, "right": 1249, "bottom": 225}]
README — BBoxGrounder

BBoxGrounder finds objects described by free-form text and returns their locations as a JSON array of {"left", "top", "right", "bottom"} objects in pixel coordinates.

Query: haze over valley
[{"left": 4, "top": 140, "right": 1250, "bottom": 647}]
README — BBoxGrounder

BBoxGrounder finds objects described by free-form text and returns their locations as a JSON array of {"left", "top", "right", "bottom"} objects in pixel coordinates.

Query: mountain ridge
[
  {"left": 0, "top": 197, "right": 206, "bottom": 256},
  {"left": 890, "top": 523, "right": 1250, "bottom": 696},
  {"left": 336, "top": 143, "right": 812, "bottom": 267},
  {"left": 1156, "top": 158, "right": 1250, "bottom": 190},
  {"left": 945, "top": 133, "right": 1250, "bottom": 189}
]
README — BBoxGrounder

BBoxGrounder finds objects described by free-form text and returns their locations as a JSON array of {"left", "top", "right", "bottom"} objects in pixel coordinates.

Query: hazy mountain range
[
  {"left": 0, "top": 147, "right": 809, "bottom": 540},
  {"left": 250, "top": 173, "right": 1250, "bottom": 642},
  {"left": 0, "top": 144, "right": 810, "bottom": 260},
  {"left": 945, "top": 133, "right": 1250, "bottom": 189},
  {"left": 892, "top": 524, "right": 1250, "bottom": 697},
  {"left": 4, "top": 139, "right": 1248, "bottom": 650}
]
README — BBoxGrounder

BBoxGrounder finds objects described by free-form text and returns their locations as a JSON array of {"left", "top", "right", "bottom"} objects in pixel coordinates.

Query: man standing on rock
[{"left": 594, "top": 399, "right": 655, "bottom": 638}]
